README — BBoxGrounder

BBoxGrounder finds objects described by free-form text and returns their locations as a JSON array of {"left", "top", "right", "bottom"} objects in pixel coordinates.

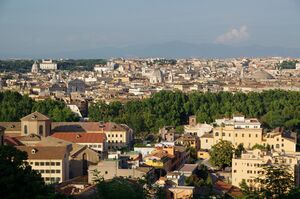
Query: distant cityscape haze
[{"left": 0, "top": 0, "right": 300, "bottom": 58}]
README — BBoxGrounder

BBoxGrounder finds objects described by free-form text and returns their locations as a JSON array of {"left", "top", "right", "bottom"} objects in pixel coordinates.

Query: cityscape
[{"left": 1, "top": 1, "right": 300, "bottom": 199}]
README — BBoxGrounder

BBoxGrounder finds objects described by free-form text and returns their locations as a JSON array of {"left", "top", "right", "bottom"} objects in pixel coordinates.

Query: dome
[
  {"left": 31, "top": 61, "right": 39, "bottom": 73},
  {"left": 251, "top": 69, "right": 274, "bottom": 80},
  {"left": 149, "top": 68, "right": 163, "bottom": 83}
]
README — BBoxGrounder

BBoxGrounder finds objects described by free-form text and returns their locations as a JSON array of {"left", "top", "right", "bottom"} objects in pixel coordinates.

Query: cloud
[{"left": 215, "top": 25, "right": 250, "bottom": 44}]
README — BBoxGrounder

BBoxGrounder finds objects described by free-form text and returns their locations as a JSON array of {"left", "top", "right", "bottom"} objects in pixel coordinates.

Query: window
[
  {"left": 242, "top": 134, "right": 244, "bottom": 137},
  {"left": 116, "top": 134, "right": 118, "bottom": 137},
  {"left": 215, "top": 132, "right": 219, "bottom": 136},
  {"left": 112, "top": 134, "right": 114, "bottom": 137},
  {"left": 256, "top": 134, "right": 258, "bottom": 138},
  {"left": 24, "top": 125, "right": 28, "bottom": 135},
  {"left": 108, "top": 134, "right": 110, "bottom": 137},
  {"left": 51, "top": 170, "right": 55, "bottom": 173},
  {"left": 249, "top": 134, "right": 251, "bottom": 138},
  {"left": 50, "top": 178, "right": 55, "bottom": 182},
  {"left": 120, "top": 140, "right": 122, "bottom": 143},
  {"left": 282, "top": 139, "right": 284, "bottom": 142},
  {"left": 56, "top": 170, "right": 60, "bottom": 173},
  {"left": 120, "top": 134, "right": 122, "bottom": 137},
  {"left": 206, "top": 139, "right": 208, "bottom": 143},
  {"left": 229, "top": 133, "right": 231, "bottom": 137},
  {"left": 40, "top": 170, "right": 45, "bottom": 173},
  {"left": 39, "top": 125, "right": 43, "bottom": 136},
  {"left": 35, "top": 162, "right": 40, "bottom": 166},
  {"left": 276, "top": 144, "right": 280, "bottom": 148},
  {"left": 45, "top": 177, "right": 50, "bottom": 181},
  {"left": 277, "top": 138, "right": 279, "bottom": 142},
  {"left": 235, "top": 134, "right": 238, "bottom": 137},
  {"left": 105, "top": 171, "right": 108, "bottom": 174},
  {"left": 51, "top": 162, "right": 55, "bottom": 166},
  {"left": 40, "top": 162, "right": 45, "bottom": 166},
  {"left": 56, "top": 178, "right": 61, "bottom": 182},
  {"left": 46, "top": 162, "right": 50, "bottom": 166},
  {"left": 46, "top": 170, "right": 50, "bottom": 173},
  {"left": 56, "top": 162, "right": 60, "bottom": 166},
  {"left": 222, "top": 133, "right": 225, "bottom": 136},
  {"left": 282, "top": 144, "right": 284, "bottom": 147}
]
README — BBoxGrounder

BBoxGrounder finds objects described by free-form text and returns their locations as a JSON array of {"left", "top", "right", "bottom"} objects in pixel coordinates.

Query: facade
[
  {"left": 88, "top": 160, "right": 153, "bottom": 183},
  {"left": 31, "top": 61, "right": 39, "bottom": 73},
  {"left": 149, "top": 68, "right": 163, "bottom": 84},
  {"left": 20, "top": 112, "right": 51, "bottom": 137},
  {"left": 51, "top": 132, "right": 107, "bottom": 153},
  {"left": 39, "top": 59, "right": 57, "bottom": 70},
  {"left": 159, "top": 126, "right": 176, "bottom": 142},
  {"left": 17, "top": 146, "right": 70, "bottom": 183},
  {"left": 232, "top": 149, "right": 300, "bottom": 189},
  {"left": 67, "top": 79, "right": 86, "bottom": 94},
  {"left": 199, "top": 116, "right": 297, "bottom": 152},
  {"left": 144, "top": 146, "right": 188, "bottom": 172},
  {"left": 175, "top": 134, "right": 200, "bottom": 150},
  {"left": 101, "top": 122, "right": 134, "bottom": 150},
  {"left": 184, "top": 115, "right": 213, "bottom": 138}
]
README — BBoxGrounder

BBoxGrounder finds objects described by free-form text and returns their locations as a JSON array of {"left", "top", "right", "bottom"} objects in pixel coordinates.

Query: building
[
  {"left": 51, "top": 132, "right": 107, "bottom": 154},
  {"left": 184, "top": 116, "right": 213, "bottom": 138},
  {"left": 20, "top": 112, "right": 51, "bottom": 137},
  {"left": 67, "top": 79, "right": 86, "bottom": 94},
  {"left": 37, "top": 136, "right": 100, "bottom": 178},
  {"left": 232, "top": 149, "right": 300, "bottom": 189},
  {"left": 144, "top": 146, "right": 188, "bottom": 172},
  {"left": 16, "top": 145, "right": 70, "bottom": 183},
  {"left": 39, "top": 59, "right": 57, "bottom": 70},
  {"left": 88, "top": 160, "right": 153, "bottom": 183},
  {"left": 167, "top": 186, "right": 194, "bottom": 199},
  {"left": 31, "top": 61, "right": 39, "bottom": 73},
  {"left": 175, "top": 134, "right": 200, "bottom": 150},
  {"left": 100, "top": 122, "right": 134, "bottom": 150},
  {"left": 149, "top": 68, "right": 163, "bottom": 84},
  {"left": 160, "top": 126, "right": 176, "bottom": 142},
  {"left": 199, "top": 116, "right": 297, "bottom": 152}
]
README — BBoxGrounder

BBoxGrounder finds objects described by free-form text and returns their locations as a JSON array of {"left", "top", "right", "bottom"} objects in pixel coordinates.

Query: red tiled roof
[
  {"left": 4, "top": 136, "right": 23, "bottom": 146},
  {"left": 51, "top": 133, "right": 106, "bottom": 143}
]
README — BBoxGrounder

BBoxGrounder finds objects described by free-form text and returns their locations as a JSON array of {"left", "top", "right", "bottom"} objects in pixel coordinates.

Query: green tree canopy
[{"left": 209, "top": 140, "right": 234, "bottom": 169}]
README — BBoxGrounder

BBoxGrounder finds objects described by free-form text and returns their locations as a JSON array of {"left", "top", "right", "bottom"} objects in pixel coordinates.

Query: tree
[
  {"left": 239, "top": 179, "right": 260, "bottom": 199},
  {"left": 94, "top": 176, "right": 145, "bottom": 199},
  {"left": 257, "top": 165, "right": 294, "bottom": 198},
  {"left": 0, "top": 145, "right": 69, "bottom": 199},
  {"left": 209, "top": 140, "right": 234, "bottom": 169},
  {"left": 234, "top": 143, "right": 245, "bottom": 158}
]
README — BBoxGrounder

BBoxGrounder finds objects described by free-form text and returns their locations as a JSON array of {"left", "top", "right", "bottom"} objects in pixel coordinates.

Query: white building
[{"left": 39, "top": 59, "right": 57, "bottom": 70}]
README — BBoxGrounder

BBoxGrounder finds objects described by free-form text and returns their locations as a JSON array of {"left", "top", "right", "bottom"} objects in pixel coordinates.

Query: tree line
[
  {"left": 0, "top": 91, "right": 78, "bottom": 122},
  {"left": 89, "top": 90, "right": 300, "bottom": 136}
]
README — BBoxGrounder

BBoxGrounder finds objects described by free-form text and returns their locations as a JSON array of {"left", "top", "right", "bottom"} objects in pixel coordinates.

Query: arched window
[
  {"left": 39, "top": 125, "right": 43, "bottom": 136},
  {"left": 24, "top": 125, "right": 28, "bottom": 135}
]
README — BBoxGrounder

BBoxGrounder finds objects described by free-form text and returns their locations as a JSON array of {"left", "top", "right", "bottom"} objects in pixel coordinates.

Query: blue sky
[{"left": 0, "top": 0, "right": 300, "bottom": 57}]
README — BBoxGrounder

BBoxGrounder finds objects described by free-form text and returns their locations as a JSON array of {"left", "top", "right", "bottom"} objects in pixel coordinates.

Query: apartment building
[
  {"left": 17, "top": 146, "right": 70, "bottom": 184},
  {"left": 175, "top": 134, "right": 200, "bottom": 150},
  {"left": 200, "top": 116, "right": 297, "bottom": 152},
  {"left": 232, "top": 149, "right": 300, "bottom": 189},
  {"left": 39, "top": 59, "right": 57, "bottom": 70},
  {"left": 100, "top": 122, "right": 134, "bottom": 150}
]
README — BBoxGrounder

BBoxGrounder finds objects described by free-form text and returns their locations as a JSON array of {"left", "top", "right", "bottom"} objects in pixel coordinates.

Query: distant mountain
[{"left": 2, "top": 41, "right": 300, "bottom": 59}]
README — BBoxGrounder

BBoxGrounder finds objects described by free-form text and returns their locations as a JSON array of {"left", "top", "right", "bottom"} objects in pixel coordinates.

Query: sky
[{"left": 0, "top": 0, "right": 300, "bottom": 57}]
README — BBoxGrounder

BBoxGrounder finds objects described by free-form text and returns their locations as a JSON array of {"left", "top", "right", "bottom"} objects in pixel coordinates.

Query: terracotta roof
[
  {"left": 51, "top": 122, "right": 103, "bottom": 133},
  {"left": 21, "top": 112, "right": 50, "bottom": 121},
  {"left": 4, "top": 136, "right": 23, "bottom": 146},
  {"left": 16, "top": 146, "right": 67, "bottom": 160},
  {"left": 51, "top": 132, "right": 106, "bottom": 143},
  {"left": 103, "top": 122, "right": 128, "bottom": 131},
  {"left": 0, "top": 122, "right": 21, "bottom": 131}
]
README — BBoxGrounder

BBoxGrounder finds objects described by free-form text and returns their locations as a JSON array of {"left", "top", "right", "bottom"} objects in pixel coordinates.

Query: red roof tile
[{"left": 51, "top": 133, "right": 106, "bottom": 143}]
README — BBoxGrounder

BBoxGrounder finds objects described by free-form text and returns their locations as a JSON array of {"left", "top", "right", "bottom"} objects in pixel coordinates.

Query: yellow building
[
  {"left": 17, "top": 146, "right": 70, "bottom": 184},
  {"left": 232, "top": 149, "right": 300, "bottom": 189},
  {"left": 167, "top": 186, "right": 194, "bottom": 199},
  {"left": 175, "top": 134, "right": 200, "bottom": 150},
  {"left": 200, "top": 116, "right": 297, "bottom": 153}
]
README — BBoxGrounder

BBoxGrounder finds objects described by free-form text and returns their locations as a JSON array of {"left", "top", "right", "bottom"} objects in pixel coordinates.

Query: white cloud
[{"left": 215, "top": 25, "right": 250, "bottom": 44}]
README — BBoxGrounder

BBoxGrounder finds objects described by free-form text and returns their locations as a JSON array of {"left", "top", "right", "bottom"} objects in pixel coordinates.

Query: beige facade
[
  {"left": 20, "top": 112, "right": 51, "bottom": 137},
  {"left": 88, "top": 160, "right": 153, "bottom": 183},
  {"left": 17, "top": 146, "right": 70, "bottom": 184},
  {"left": 232, "top": 149, "right": 300, "bottom": 189},
  {"left": 200, "top": 116, "right": 297, "bottom": 153}
]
